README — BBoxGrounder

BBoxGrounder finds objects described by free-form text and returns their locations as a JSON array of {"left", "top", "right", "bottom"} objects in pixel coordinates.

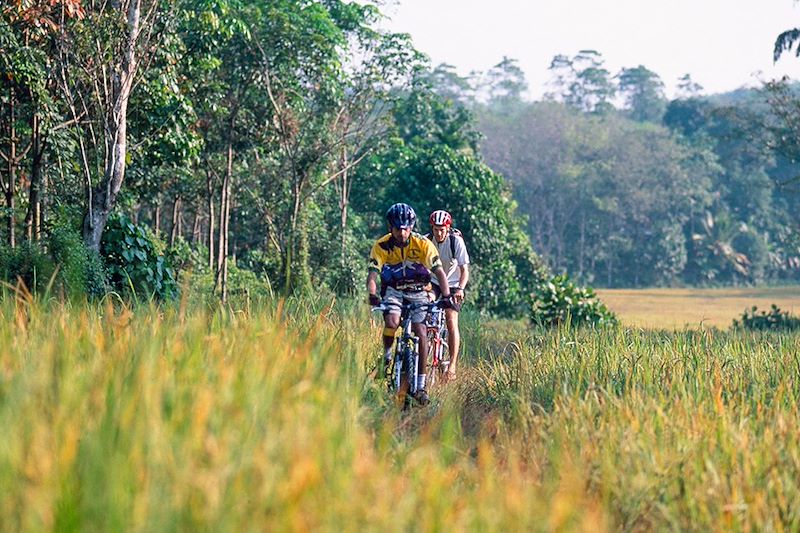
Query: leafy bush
[
  {"left": 101, "top": 214, "right": 178, "bottom": 300},
  {"left": 369, "top": 144, "right": 549, "bottom": 317},
  {"left": 176, "top": 255, "right": 275, "bottom": 306},
  {"left": 531, "top": 274, "right": 617, "bottom": 327},
  {"left": 166, "top": 235, "right": 195, "bottom": 275},
  {"left": 732, "top": 304, "right": 800, "bottom": 332},
  {"left": 47, "top": 221, "right": 108, "bottom": 298},
  {"left": 227, "top": 261, "right": 275, "bottom": 300},
  {"left": 237, "top": 248, "right": 282, "bottom": 291},
  {"left": 0, "top": 242, "right": 55, "bottom": 292},
  {"left": 0, "top": 219, "right": 108, "bottom": 298}
]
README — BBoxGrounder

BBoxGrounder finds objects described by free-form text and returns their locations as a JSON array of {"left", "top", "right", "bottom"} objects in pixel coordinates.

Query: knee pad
[{"left": 382, "top": 326, "right": 398, "bottom": 338}]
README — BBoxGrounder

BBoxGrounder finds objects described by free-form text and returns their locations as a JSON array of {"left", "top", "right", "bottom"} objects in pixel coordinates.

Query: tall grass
[
  {"left": 461, "top": 320, "right": 800, "bottom": 530},
  {"left": 1, "top": 294, "right": 799, "bottom": 530}
]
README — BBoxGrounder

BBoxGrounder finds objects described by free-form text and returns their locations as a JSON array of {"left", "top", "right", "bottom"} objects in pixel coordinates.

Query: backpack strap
[
  {"left": 428, "top": 229, "right": 460, "bottom": 258},
  {"left": 449, "top": 228, "right": 462, "bottom": 258}
]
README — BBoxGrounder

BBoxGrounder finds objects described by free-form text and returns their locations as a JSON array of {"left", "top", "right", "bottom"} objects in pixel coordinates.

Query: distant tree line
[
  {"left": 3, "top": 2, "right": 800, "bottom": 315},
  {"left": 428, "top": 51, "right": 800, "bottom": 287}
]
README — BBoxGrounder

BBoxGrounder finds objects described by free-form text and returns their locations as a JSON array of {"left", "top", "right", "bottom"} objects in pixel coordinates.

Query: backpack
[{"left": 427, "top": 228, "right": 462, "bottom": 258}]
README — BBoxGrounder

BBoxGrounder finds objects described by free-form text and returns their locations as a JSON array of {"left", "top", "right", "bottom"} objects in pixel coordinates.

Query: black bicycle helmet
[{"left": 385, "top": 203, "right": 417, "bottom": 229}]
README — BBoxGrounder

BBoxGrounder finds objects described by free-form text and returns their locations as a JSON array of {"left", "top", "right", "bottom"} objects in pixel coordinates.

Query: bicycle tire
[
  {"left": 391, "top": 344, "right": 403, "bottom": 393},
  {"left": 427, "top": 333, "right": 443, "bottom": 387},
  {"left": 390, "top": 339, "right": 416, "bottom": 408},
  {"left": 403, "top": 342, "right": 416, "bottom": 396},
  {"left": 440, "top": 319, "right": 450, "bottom": 371}
]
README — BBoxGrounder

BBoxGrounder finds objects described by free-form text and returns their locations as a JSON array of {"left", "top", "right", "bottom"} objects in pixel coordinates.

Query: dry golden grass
[
  {"left": 4, "top": 294, "right": 800, "bottom": 530},
  {"left": 597, "top": 286, "right": 800, "bottom": 329}
]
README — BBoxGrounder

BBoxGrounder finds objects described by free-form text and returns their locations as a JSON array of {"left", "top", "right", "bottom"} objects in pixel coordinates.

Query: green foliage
[
  {"left": 531, "top": 274, "right": 617, "bottom": 327},
  {"left": 379, "top": 144, "right": 547, "bottom": 317},
  {"left": 356, "top": 81, "right": 547, "bottom": 317},
  {"left": 181, "top": 258, "right": 275, "bottom": 307},
  {"left": 733, "top": 304, "right": 800, "bottom": 332},
  {"left": 101, "top": 214, "right": 178, "bottom": 300},
  {"left": 412, "top": 146, "right": 548, "bottom": 315},
  {"left": 546, "top": 50, "right": 616, "bottom": 114},
  {"left": 774, "top": 27, "right": 800, "bottom": 61},
  {"left": 12, "top": 0, "right": 800, "bottom": 312},
  {"left": 388, "top": 76, "right": 480, "bottom": 153},
  {"left": 0, "top": 218, "right": 108, "bottom": 298},
  {"left": 477, "top": 101, "right": 716, "bottom": 287},
  {"left": 616, "top": 65, "right": 666, "bottom": 122},
  {"left": 47, "top": 221, "right": 108, "bottom": 298},
  {"left": 0, "top": 242, "right": 54, "bottom": 292},
  {"left": 484, "top": 56, "right": 528, "bottom": 106}
]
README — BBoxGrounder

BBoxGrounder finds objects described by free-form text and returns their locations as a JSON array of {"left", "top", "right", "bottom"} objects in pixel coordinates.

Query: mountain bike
[
  {"left": 425, "top": 304, "right": 450, "bottom": 387},
  {"left": 373, "top": 299, "right": 444, "bottom": 408}
]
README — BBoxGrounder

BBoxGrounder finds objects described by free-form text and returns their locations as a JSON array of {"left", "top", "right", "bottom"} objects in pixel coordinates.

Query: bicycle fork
[{"left": 394, "top": 336, "right": 419, "bottom": 396}]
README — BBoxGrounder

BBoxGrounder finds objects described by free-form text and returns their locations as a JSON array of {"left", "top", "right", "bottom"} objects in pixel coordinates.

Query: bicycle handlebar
[{"left": 371, "top": 300, "right": 444, "bottom": 314}]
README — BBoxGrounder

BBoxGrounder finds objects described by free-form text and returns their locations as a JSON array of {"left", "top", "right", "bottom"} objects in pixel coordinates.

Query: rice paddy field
[
  {"left": 2, "top": 291, "right": 800, "bottom": 531},
  {"left": 597, "top": 286, "right": 800, "bottom": 329}
]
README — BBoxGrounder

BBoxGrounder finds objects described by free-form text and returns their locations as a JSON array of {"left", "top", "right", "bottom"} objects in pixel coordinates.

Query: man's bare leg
[{"left": 445, "top": 308, "right": 459, "bottom": 380}]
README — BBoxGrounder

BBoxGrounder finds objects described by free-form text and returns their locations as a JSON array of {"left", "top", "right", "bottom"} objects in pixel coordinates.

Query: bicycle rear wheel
[
  {"left": 439, "top": 323, "right": 450, "bottom": 376},
  {"left": 427, "top": 329, "right": 445, "bottom": 387}
]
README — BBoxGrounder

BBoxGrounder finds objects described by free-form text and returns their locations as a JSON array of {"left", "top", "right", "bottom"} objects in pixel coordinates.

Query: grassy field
[
  {"left": 597, "top": 286, "right": 800, "bottom": 329},
  {"left": 2, "top": 294, "right": 800, "bottom": 530}
]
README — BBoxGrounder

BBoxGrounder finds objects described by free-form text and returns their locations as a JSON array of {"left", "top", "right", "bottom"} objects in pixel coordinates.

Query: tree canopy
[{"left": 2, "top": 3, "right": 800, "bottom": 309}]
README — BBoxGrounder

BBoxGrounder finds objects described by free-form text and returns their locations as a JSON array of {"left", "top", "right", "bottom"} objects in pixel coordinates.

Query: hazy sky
[{"left": 383, "top": 0, "right": 800, "bottom": 98}]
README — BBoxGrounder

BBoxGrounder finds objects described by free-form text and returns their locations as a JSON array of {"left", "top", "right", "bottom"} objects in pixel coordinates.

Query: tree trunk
[
  {"left": 25, "top": 111, "right": 43, "bottom": 242},
  {"left": 81, "top": 0, "right": 141, "bottom": 251},
  {"left": 191, "top": 209, "right": 201, "bottom": 245},
  {"left": 169, "top": 196, "right": 181, "bottom": 247},
  {"left": 284, "top": 192, "right": 310, "bottom": 295},
  {"left": 338, "top": 150, "right": 349, "bottom": 267},
  {"left": 222, "top": 148, "right": 232, "bottom": 301},
  {"left": 4, "top": 87, "right": 17, "bottom": 248},
  {"left": 154, "top": 204, "right": 161, "bottom": 237},
  {"left": 578, "top": 213, "right": 585, "bottom": 281},
  {"left": 228, "top": 195, "right": 235, "bottom": 261},
  {"left": 206, "top": 168, "right": 215, "bottom": 269},
  {"left": 5, "top": 182, "right": 14, "bottom": 249},
  {"left": 284, "top": 182, "right": 302, "bottom": 295},
  {"left": 215, "top": 140, "right": 233, "bottom": 302}
]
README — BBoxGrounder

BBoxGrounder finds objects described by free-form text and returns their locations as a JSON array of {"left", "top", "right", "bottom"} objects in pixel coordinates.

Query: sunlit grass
[
  {"left": 1, "top": 294, "right": 799, "bottom": 530},
  {"left": 597, "top": 286, "right": 800, "bottom": 329}
]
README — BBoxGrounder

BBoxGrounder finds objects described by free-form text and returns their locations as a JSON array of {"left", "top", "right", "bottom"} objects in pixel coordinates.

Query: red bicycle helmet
[{"left": 429, "top": 210, "right": 452, "bottom": 227}]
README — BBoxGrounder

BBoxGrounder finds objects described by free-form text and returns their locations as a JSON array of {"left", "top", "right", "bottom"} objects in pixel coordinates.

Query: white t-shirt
[{"left": 429, "top": 231, "right": 470, "bottom": 287}]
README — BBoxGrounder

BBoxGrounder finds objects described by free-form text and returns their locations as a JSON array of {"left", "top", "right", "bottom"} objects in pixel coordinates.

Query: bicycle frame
[
  {"left": 426, "top": 306, "right": 450, "bottom": 386},
  {"left": 373, "top": 299, "right": 443, "bottom": 402}
]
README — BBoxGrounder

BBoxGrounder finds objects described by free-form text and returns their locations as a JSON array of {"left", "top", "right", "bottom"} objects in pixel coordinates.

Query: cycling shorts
[
  {"left": 383, "top": 286, "right": 431, "bottom": 324},
  {"left": 431, "top": 284, "right": 460, "bottom": 304}
]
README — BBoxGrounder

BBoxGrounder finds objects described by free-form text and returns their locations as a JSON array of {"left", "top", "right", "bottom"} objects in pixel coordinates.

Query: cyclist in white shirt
[{"left": 427, "top": 210, "right": 470, "bottom": 382}]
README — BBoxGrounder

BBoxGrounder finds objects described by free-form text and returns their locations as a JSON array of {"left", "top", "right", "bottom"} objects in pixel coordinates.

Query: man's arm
[
  {"left": 366, "top": 271, "right": 380, "bottom": 304},
  {"left": 433, "top": 267, "right": 451, "bottom": 298},
  {"left": 454, "top": 264, "right": 469, "bottom": 304}
]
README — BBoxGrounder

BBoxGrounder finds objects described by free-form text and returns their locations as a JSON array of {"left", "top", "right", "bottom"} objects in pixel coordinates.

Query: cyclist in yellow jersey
[{"left": 366, "top": 203, "right": 456, "bottom": 405}]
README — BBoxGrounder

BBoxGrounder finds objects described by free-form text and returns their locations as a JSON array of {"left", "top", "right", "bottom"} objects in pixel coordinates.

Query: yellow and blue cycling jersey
[{"left": 368, "top": 232, "right": 442, "bottom": 291}]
